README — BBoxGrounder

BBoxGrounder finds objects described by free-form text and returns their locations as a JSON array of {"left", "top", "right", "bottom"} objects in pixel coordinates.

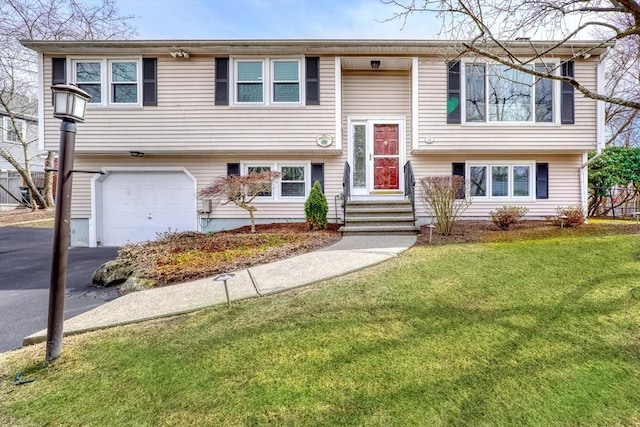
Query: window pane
[
  {"left": 513, "top": 166, "right": 530, "bottom": 197},
  {"left": 112, "top": 62, "right": 137, "bottom": 82},
  {"left": 238, "top": 83, "right": 263, "bottom": 102},
  {"left": 248, "top": 166, "right": 271, "bottom": 174},
  {"left": 112, "top": 84, "right": 137, "bottom": 103},
  {"left": 3, "top": 118, "right": 23, "bottom": 142},
  {"left": 492, "top": 166, "right": 509, "bottom": 197},
  {"left": 238, "top": 62, "right": 262, "bottom": 81},
  {"left": 465, "top": 64, "right": 486, "bottom": 122},
  {"left": 76, "top": 62, "right": 100, "bottom": 82},
  {"left": 274, "top": 61, "right": 298, "bottom": 81},
  {"left": 470, "top": 166, "right": 486, "bottom": 197},
  {"left": 353, "top": 125, "right": 366, "bottom": 187},
  {"left": 282, "top": 182, "right": 305, "bottom": 197},
  {"left": 247, "top": 166, "right": 271, "bottom": 196},
  {"left": 274, "top": 83, "right": 299, "bottom": 102},
  {"left": 78, "top": 83, "right": 101, "bottom": 103},
  {"left": 282, "top": 166, "right": 304, "bottom": 181},
  {"left": 535, "top": 64, "right": 553, "bottom": 122},
  {"left": 488, "top": 65, "right": 533, "bottom": 122}
]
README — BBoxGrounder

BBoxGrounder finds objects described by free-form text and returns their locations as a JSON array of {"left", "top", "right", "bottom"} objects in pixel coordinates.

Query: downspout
[{"left": 580, "top": 47, "right": 609, "bottom": 219}]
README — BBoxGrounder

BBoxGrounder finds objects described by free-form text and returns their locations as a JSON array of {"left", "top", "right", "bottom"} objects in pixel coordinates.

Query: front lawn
[{"left": 1, "top": 223, "right": 639, "bottom": 426}]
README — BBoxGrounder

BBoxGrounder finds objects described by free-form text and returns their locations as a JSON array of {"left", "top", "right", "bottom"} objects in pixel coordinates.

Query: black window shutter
[
  {"left": 51, "top": 58, "right": 66, "bottom": 105},
  {"left": 52, "top": 58, "right": 67, "bottom": 85},
  {"left": 311, "top": 163, "right": 324, "bottom": 192},
  {"left": 142, "top": 58, "right": 157, "bottom": 106},
  {"left": 561, "top": 61, "right": 575, "bottom": 124},
  {"left": 452, "top": 162, "right": 466, "bottom": 199},
  {"left": 447, "top": 61, "right": 461, "bottom": 124},
  {"left": 536, "top": 163, "right": 549, "bottom": 199},
  {"left": 215, "top": 57, "right": 229, "bottom": 105},
  {"left": 227, "top": 163, "right": 240, "bottom": 176},
  {"left": 305, "top": 57, "right": 320, "bottom": 105}
]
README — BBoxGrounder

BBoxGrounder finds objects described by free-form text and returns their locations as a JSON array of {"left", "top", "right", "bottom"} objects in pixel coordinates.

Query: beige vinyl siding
[
  {"left": 341, "top": 70, "right": 412, "bottom": 151},
  {"left": 416, "top": 58, "right": 598, "bottom": 153},
  {"left": 409, "top": 153, "right": 583, "bottom": 217},
  {"left": 71, "top": 154, "right": 346, "bottom": 222},
  {"left": 43, "top": 56, "right": 336, "bottom": 153}
]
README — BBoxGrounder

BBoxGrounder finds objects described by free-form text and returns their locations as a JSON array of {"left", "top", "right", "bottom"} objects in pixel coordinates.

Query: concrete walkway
[{"left": 23, "top": 235, "right": 416, "bottom": 346}]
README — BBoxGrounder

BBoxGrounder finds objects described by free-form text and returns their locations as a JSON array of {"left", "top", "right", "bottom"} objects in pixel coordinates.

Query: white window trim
[
  {"left": 466, "top": 161, "right": 535, "bottom": 200},
  {"left": 241, "top": 161, "right": 311, "bottom": 201},
  {"left": 235, "top": 59, "right": 266, "bottom": 105},
  {"left": 2, "top": 116, "right": 25, "bottom": 143},
  {"left": 460, "top": 60, "right": 560, "bottom": 126},
  {"left": 270, "top": 59, "right": 302, "bottom": 105},
  {"left": 230, "top": 56, "right": 304, "bottom": 107},
  {"left": 69, "top": 57, "right": 143, "bottom": 107}
]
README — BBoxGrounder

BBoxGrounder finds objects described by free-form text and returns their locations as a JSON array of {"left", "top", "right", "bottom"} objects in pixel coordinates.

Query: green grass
[{"left": 1, "top": 226, "right": 640, "bottom": 426}]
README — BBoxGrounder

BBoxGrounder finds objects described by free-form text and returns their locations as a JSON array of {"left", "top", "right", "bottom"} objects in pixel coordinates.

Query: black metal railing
[
  {"left": 404, "top": 160, "right": 416, "bottom": 221},
  {"left": 342, "top": 161, "right": 351, "bottom": 223}
]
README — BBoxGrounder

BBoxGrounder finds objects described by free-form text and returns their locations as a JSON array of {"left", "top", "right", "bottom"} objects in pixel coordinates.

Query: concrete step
[
  {"left": 339, "top": 225, "right": 420, "bottom": 235},
  {"left": 345, "top": 216, "right": 415, "bottom": 224},
  {"left": 341, "top": 199, "right": 418, "bottom": 236}
]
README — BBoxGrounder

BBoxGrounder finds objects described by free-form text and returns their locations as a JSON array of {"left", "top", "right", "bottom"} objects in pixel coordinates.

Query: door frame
[{"left": 347, "top": 116, "right": 406, "bottom": 197}]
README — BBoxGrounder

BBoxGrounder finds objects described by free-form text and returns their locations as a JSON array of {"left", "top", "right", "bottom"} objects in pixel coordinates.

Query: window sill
[{"left": 460, "top": 121, "right": 561, "bottom": 127}]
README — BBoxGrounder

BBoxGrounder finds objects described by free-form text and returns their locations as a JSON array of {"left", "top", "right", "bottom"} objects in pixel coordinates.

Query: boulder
[
  {"left": 91, "top": 260, "right": 134, "bottom": 287},
  {"left": 119, "top": 277, "right": 155, "bottom": 293}
]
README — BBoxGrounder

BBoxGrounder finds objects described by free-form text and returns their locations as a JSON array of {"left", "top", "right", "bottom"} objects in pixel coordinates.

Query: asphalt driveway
[{"left": 0, "top": 227, "right": 119, "bottom": 353}]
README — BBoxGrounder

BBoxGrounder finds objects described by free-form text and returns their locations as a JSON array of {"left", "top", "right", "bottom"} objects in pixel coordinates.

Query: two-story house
[{"left": 22, "top": 39, "right": 607, "bottom": 247}]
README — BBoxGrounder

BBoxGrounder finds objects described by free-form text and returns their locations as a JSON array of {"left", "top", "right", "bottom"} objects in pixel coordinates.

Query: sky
[{"left": 114, "top": 0, "right": 441, "bottom": 40}]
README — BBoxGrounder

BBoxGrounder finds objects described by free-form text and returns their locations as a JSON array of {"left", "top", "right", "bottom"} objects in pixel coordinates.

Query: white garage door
[{"left": 98, "top": 170, "right": 197, "bottom": 246}]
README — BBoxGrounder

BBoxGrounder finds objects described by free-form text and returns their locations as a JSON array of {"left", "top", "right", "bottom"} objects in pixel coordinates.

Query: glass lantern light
[{"left": 51, "top": 84, "right": 91, "bottom": 123}]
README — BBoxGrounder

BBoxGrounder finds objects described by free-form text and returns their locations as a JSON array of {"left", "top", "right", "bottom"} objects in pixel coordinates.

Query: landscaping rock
[
  {"left": 91, "top": 260, "right": 134, "bottom": 287},
  {"left": 119, "top": 277, "right": 156, "bottom": 293}
]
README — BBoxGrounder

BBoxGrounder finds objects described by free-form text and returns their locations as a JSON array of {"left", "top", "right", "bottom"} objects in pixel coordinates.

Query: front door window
[{"left": 353, "top": 124, "right": 367, "bottom": 188}]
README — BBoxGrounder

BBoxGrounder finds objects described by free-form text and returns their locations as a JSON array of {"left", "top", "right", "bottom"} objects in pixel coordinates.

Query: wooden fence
[{"left": 0, "top": 171, "right": 45, "bottom": 205}]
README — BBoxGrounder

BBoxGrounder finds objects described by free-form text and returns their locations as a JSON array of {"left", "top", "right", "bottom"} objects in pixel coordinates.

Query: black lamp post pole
[{"left": 46, "top": 119, "right": 77, "bottom": 364}]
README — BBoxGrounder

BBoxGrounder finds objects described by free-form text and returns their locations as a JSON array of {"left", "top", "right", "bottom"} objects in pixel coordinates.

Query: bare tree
[
  {"left": 199, "top": 171, "right": 282, "bottom": 233},
  {"left": 419, "top": 175, "right": 471, "bottom": 235},
  {"left": 383, "top": 0, "right": 640, "bottom": 111},
  {"left": 0, "top": 0, "right": 136, "bottom": 209}
]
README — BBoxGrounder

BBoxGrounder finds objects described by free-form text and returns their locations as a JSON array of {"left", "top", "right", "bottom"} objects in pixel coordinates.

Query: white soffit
[{"left": 341, "top": 57, "right": 413, "bottom": 71}]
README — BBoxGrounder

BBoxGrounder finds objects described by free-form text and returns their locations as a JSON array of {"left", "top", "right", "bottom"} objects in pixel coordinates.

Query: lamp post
[{"left": 46, "top": 84, "right": 90, "bottom": 364}]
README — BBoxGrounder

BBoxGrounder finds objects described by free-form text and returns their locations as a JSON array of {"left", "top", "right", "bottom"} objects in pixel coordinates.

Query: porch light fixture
[
  {"left": 370, "top": 60, "right": 381, "bottom": 69},
  {"left": 46, "top": 83, "right": 91, "bottom": 364},
  {"left": 170, "top": 49, "right": 190, "bottom": 58},
  {"left": 51, "top": 84, "right": 90, "bottom": 123}
]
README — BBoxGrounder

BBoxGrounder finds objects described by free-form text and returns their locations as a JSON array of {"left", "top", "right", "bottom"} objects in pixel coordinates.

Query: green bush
[
  {"left": 550, "top": 205, "right": 585, "bottom": 227},
  {"left": 305, "top": 181, "right": 328, "bottom": 230},
  {"left": 490, "top": 205, "right": 529, "bottom": 230}
]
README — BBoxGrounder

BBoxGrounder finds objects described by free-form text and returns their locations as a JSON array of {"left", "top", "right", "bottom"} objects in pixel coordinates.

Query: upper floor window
[
  {"left": 272, "top": 61, "right": 300, "bottom": 103},
  {"left": 72, "top": 58, "right": 141, "bottom": 106},
  {"left": 232, "top": 57, "right": 302, "bottom": 106},
  {"left": 2, "top": 117, "right": 25, "bottom": 143},
  {"left": 465, "top": 63, "right": 555, "bottom": 123}
]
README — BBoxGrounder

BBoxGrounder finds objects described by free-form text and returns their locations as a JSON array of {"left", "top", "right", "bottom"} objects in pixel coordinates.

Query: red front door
[{"left": 373, "top": 124, "right": 400, "bottom": 190}]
